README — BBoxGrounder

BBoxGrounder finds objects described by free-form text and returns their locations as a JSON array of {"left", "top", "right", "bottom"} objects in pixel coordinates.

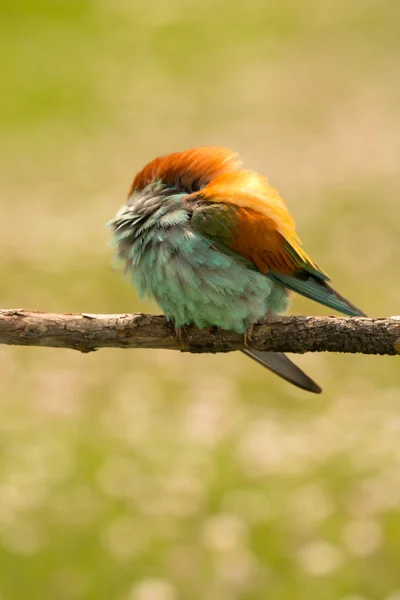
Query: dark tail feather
[{"left": 242, "top": 349, "right": 322, "bottom": 394}]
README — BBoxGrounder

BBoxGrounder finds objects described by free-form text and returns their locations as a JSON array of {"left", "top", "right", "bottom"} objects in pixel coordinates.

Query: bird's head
[{"left": 129, "top": 146, "right": 241, "bottom": 197}]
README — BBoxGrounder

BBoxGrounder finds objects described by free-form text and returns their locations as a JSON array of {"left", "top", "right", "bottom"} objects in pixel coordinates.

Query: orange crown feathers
[{"left": 130, "top": 147, "right": 241, "bottom": 195}]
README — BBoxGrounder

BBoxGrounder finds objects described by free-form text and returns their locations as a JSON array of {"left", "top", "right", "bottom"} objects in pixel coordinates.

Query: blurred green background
[{"left": 1, "top": 1, "right": 399, "bottom": 598}]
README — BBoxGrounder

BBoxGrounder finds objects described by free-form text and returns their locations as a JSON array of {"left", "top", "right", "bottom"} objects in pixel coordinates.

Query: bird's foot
[
  {"left": 244, "top": 314, "right": 280, "bottom": 347},
  {"left": 174, "top": 325, "right": 188, "bottom": 343},
  {"left": 243, "top": 323, "right": 255, "bottom": 348},
  {"left": 166, "top": 320, "right": 188, "bottom": 345},
  {"left": 174, "top": 325, "right": 182, "bottom": 341}
]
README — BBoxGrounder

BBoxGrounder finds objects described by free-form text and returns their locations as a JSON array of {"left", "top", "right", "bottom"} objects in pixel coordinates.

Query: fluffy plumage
[{"left": 109, "top": 147, "right": 365, "bottom": 393}]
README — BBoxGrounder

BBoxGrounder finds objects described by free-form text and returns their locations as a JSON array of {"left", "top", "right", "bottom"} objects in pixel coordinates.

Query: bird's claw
[
  {"left": 244, "top": 314, "right": 279, "bottom": 347},
  {"left": 244, "top": 323, "right": 255, "bottom": 347},
  {"left": 174, "top": 325, "right": 188, "bottom": 344}
]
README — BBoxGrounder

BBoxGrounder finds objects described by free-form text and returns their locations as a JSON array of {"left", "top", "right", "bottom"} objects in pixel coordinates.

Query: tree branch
[{"left": 0, "top": 310, "right": 399, "bottom": 355}]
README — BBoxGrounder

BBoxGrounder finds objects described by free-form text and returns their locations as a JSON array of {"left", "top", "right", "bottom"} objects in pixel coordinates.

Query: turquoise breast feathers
[{"left": 109, "top": 182, "right": 289, "bottom": 333}]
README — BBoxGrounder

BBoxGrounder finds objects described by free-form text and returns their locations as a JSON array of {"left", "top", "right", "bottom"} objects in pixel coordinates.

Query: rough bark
[{"left": 0, "top": 310, "right": 399, "bottom": 355}]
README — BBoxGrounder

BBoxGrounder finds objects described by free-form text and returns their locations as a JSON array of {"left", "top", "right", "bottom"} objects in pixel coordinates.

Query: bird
[{"left": 108, "top": 146, "right": 365, "bottom": 394}]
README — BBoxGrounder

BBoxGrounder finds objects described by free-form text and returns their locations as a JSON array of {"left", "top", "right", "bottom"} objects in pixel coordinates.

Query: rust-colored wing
[
  {"left": 186, "top": 168, "right": 366, "bottom": 316},
  {"left": 187, "top": 169, "right": 325, "bottom": 277}
]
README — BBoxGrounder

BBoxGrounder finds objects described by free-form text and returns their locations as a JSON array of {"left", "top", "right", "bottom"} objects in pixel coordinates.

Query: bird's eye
[{"left": 191, "top": 177, "right": 201, "bottom": 191}]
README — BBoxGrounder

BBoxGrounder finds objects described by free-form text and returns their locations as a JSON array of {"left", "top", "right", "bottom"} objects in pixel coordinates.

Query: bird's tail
[
  {"left": 268, "top": 272, "right": 366, "bottom": 317},
  {"left": 242, "top": 349, "right": 322, "bottom": 394}
]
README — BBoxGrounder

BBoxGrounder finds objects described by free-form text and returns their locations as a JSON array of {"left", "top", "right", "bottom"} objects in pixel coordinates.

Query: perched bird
[{"left": 109, "top": 147, "right": 365, "bottom": 393}]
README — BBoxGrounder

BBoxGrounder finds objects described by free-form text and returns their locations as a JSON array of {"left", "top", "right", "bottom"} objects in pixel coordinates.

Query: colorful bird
[{"left": 109, "top": 147, "right": 365, "bottom": 393}]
